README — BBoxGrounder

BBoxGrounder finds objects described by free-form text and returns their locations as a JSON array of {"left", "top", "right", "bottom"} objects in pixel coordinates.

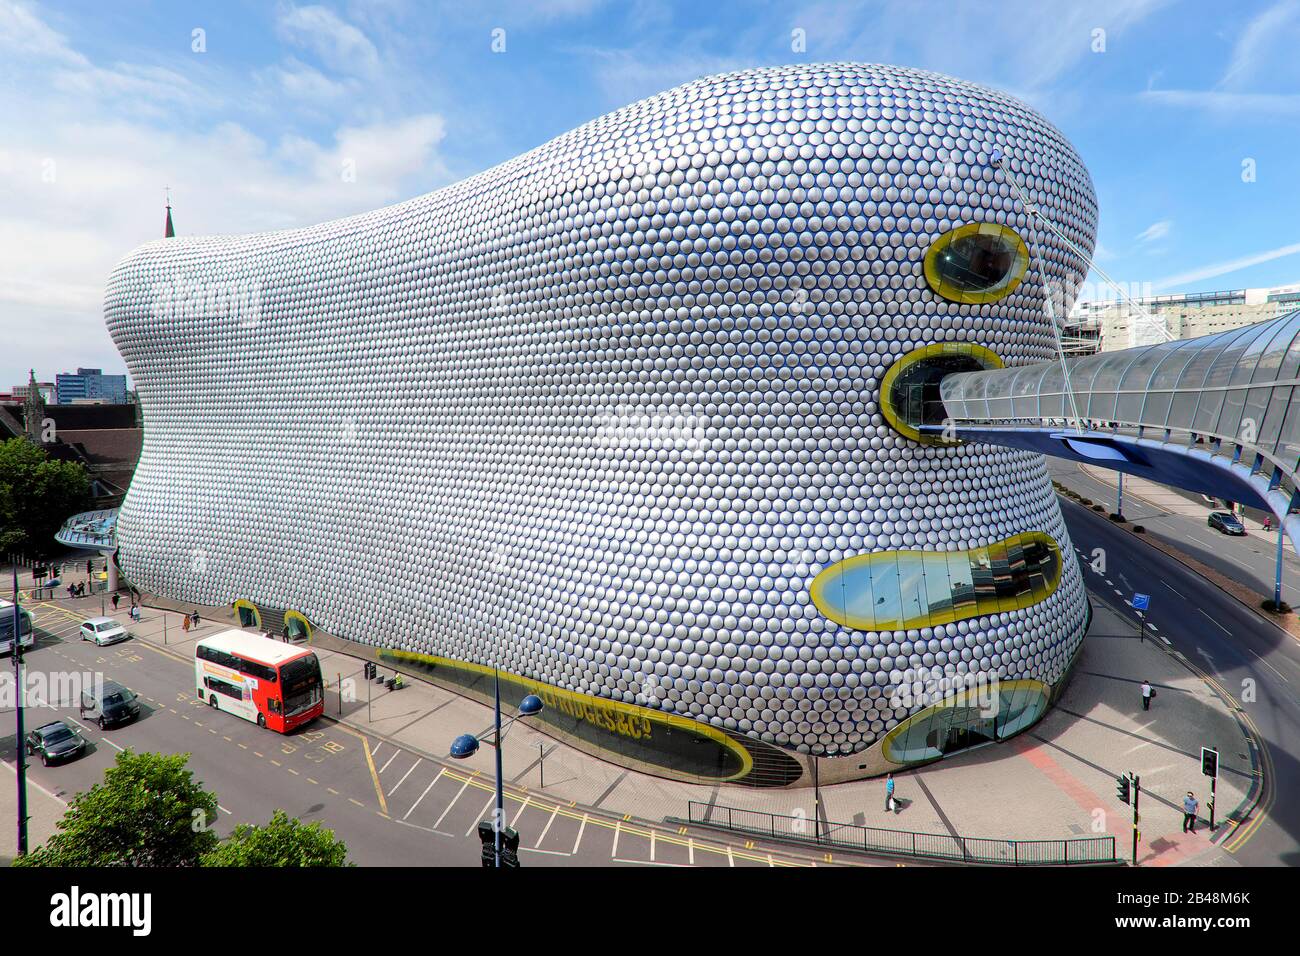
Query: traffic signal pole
[
  {"left": 11, "top": 563, "right": 28, "bottom": 857},
  {"left": 1132, "top": 774, "right": 1141, "bottom": 865}
]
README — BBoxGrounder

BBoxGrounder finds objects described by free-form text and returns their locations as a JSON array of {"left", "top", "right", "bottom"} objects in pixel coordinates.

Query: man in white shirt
[{"left": 1141, "top": 680, "right": 1154, "bottom": 711}]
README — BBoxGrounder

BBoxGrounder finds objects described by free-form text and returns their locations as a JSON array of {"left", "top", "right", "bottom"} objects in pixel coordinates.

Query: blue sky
[{"left": 1, "top": 0, "right": 1298, "bottom": 387}]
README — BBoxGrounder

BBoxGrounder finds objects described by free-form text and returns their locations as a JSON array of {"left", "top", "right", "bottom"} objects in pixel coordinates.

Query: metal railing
[{"left": 685, "top": 801, "right": 1116, "bottom": 865}]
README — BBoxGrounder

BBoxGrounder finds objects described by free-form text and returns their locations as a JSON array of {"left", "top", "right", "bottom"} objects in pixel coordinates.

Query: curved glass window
[
  {"left": 924, "top": 222, "right": 1030, "bottom": 304},
  {"left": 882, "top": 679, "right": 1050, "bottom": 764},
  {"left": 810, "top": 532, "right": 1061, "bottom": 631},
  {"left": 880, "top": 343, "right": 1004, "bottom": 443}
]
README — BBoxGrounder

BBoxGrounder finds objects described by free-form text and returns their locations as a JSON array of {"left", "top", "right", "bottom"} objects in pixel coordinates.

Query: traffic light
[
  {"left": 1201, "top": 748, "right": 1219, "bottom": 778},
  {"left": 501, "top": 826, "right": 520, "bottom": 869},
  {"left": 1115, "top": 773, "right": 1130, "bottom": 805},
  {"left": 477, "top": 820, "right": 496, "bottom": 867},
  {"left": 476, "top": 821, "right": 521, "bottom": 867}
]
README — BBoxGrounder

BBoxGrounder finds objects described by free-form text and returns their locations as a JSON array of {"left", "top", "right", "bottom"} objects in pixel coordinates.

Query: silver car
[{"left": 80, "top": 616, "right": 129, "bottom": 646}]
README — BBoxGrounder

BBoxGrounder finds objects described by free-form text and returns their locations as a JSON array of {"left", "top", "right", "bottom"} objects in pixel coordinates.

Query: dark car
[
  {"left": 1208, "top": 511, "right": 1246, "bottom": 535},
  {"left": 25, "top": 720, "right": 86, "bottom": 766},
  {"left": 80, "top": 679, "right": 141, "bottom": 729}
]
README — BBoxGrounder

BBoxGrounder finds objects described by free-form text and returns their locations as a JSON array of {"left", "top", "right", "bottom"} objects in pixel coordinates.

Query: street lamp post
[
  {"left": 450, "top": 667, "right": 542, "bottom": 868},
  {"left": 11, "top": 562, "right": 28, "bottom": 857},
  {"left": 1274, "top": 523, "right": 1285, "bottom": 608}
]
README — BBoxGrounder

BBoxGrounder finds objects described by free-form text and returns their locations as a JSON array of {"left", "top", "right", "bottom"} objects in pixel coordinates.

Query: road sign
[
  {"left": 1132, "top": 593, "right": 1150, "bottom": 611},
  {"left": 1201, "top": 747, "right": 1219, "bottom": 778}
]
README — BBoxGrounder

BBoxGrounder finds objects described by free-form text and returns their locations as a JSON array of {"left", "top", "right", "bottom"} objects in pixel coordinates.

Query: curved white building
[{"left": 107, "top": 63, "right": 1097, "bottom": 785}]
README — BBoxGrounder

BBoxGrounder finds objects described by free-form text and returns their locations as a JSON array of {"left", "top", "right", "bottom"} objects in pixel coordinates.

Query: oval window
[
  {"left": 924, "top": 222, "right": 1030, "bottom": 304},
  {"left": 809, "top": 531, "right": 1062, "bottom": 632},
  {"left": 880, "top": 343, "right": 1003, "bottom": 443}
]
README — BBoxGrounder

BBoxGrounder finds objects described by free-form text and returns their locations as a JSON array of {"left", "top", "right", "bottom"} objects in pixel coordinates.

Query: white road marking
[
  {"left": 377, "top": 749, "right": 402, "bottom": 774},
  {"left": 535, "top": 806, "right": 559, "bottom": 847},
  {"left": 403, "top": 768, "right": 445, "bottom": 820},
  {"left": 386, "top": 757, "right": 421, "bottom": 796},
  {"left": 1196, "top": 608, "right": 1231, "bottom": 635},
  {"left": 466, "top": 793, "right": 496, "bottom": 837},
  {"left": 510, "top": 795, "right": 531, "bottom": 826},
  {"left": 611, "top": 819, "right": 622, "bottom": 858},
  {"left": 571, "top": 813, "right": 589, "bottom": 854},
  {"left": 432, "top": 778, "right": 470, "bottom": 829},
  {"left": 688, "top": 838, "right": 695, "bottom": 865},
  {"left": 611, "top": 857, "right": 689, "bottom": 867},
  {"left": 1252, "top": 652, "right": 1290, "bottom": 683},
  {"left": 519, "top": 846, "right": 572, "bottom": 856}
]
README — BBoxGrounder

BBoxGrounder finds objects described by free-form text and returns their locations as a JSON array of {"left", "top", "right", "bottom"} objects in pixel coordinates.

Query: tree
[
  {"left": 202, "top": 809, "right": 350, "bottom": 867},
  {"left": 15, "top": 750, "right": 219, "bottom": 867},
  {"left": 0, "top": 437, "right": 91, "bottom": 556}
]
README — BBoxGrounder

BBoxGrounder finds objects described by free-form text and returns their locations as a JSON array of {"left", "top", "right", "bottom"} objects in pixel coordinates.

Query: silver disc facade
[{"left": 106, "top": 63, "right": 1097, "bottom": 785}]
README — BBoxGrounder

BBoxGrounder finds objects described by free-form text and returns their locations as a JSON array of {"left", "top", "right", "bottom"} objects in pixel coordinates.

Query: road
[
  {"left": 1050, "top": 460, "right": 1300, "bottom": 604},
  {"left": 1059, "top": 494, "right": 1300, "bottom": 866},
  {"left": 0, "top": 601, "right": 836, "bottom": 868}
]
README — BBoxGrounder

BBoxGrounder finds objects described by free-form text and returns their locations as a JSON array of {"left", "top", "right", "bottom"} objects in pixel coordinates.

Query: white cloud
[
  {"left": 0, "top": 0, "right": 85, "bottom": 66},
  {"left": 262, "top": 57, "right": 354, "bottom": 101},
  {"left": 0, "top": 1, "right": 449, "bottom": 388},
  {"left": 1153, "top": 241, "right": 1300, "bottom": 291},
  {"left": 1220, "top": 0, "right": 1300, "bottom": 89},
  {"left": 276, "top": 3, "right": 380, "bottom": 76},
  {"left": 1146, "top": 0, "right": 1300, "bottom": 115},
  {"left": 1136, "top": 220, "right": 1171, "bottom": 244},
  {"left": 1141, "top": 88, "right": 1300, "bottom": 115}
]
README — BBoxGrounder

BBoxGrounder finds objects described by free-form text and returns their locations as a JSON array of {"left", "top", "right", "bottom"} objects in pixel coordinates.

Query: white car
[{"left": 80, "top": 616, "right": 129, "bottom": 646}]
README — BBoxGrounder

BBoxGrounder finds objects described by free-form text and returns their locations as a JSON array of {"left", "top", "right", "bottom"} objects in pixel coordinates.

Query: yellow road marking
[{"left": 329, "top": 724, "right": 390, "bottom": 816}]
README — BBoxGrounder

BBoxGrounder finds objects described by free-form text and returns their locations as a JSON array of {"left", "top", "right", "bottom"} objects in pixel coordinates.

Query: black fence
[{"left": 684, "top": 801, "right": 1117, "bottom": 865}]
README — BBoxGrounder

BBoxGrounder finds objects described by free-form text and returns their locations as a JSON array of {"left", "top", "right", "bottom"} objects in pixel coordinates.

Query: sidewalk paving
[
  {"left": 0, "top": 759, "right": 66, "bottom": 865},
  {"left": 18, "top": 578, "right": 1252, "bottom": 866},
  {"left": 1078, "top": 462, "right": 1295, "bottom": 546}
]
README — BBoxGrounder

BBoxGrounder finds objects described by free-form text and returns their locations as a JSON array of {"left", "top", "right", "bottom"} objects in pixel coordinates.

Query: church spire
[
  {"left": 23, "top": 368, "right": 46, "bottom": 443},
  {"left": 164, "top": 185, "right": 175, "bottom": 238}
]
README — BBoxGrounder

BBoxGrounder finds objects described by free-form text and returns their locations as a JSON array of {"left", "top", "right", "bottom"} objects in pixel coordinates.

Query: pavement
[{"left": 3, "top": 512, "right": 1273, "bottom": 866}]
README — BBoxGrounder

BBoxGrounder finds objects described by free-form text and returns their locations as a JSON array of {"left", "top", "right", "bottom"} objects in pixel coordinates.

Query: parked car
[
  {"left": 1208, "top": 511, "right": 1246, "bottom": 536},
  {"left": 25, "top": 720, "right": 86, "bottom": 766},
  {"left": 79, "top": 679, "right": 141, "bottom": 729},
  {"left": 80, "top": 616, "right": 128, "bottom": 646}
]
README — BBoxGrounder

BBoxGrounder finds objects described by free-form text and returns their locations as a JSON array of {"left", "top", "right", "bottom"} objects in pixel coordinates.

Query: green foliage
[
  {"left": 0, "top": 437, "right": 91, "bottom": 556},
  {"left": 15, "top": 750, "right": 219, "bottom": 867},
  {"left": 202, "top": 809, "right": 351, "bottom": 867}
]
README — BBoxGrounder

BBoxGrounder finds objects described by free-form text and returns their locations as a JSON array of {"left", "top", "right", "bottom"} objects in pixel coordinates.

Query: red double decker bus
[{"left": 194, "top": 629, "right": 324, "bottom": 732}]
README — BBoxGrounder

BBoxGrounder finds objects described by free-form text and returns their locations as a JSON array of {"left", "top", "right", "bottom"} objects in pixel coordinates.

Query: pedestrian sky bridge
[{"left": 926, "top": 309, "right": 1300, "bottom": 555}]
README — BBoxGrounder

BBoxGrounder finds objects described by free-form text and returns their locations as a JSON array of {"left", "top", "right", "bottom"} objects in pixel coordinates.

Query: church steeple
[
  {"left": 23, "top": 369, "right": 46, "bottom": 443},
  {"left": 164, "top": 186, "right": 175, "bottom": 238}
]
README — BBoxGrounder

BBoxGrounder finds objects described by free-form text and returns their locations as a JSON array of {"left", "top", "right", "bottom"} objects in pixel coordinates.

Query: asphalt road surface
[
  {"left": 1050, "top": 460, "right": 1300, "bottom": 604},
  {"left": 1060, "top": 495, "right": 1300, "bottom": 866},
  {"left": 0, "top": 602, "right": 831, "bottom": 868},
  {"left": 4, "top": 490, "right": 1295, "bottom": 866}
]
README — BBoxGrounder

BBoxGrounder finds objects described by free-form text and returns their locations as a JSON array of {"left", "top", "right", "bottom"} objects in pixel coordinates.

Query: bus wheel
[
  {"left": 257, "top": 713, "right": 266, "bottom": 728},
  {"left": 209, "top": 694, "right": 218, "bottom": 708}
]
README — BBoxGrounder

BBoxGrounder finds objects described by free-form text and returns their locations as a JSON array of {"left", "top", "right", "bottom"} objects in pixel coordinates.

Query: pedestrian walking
[
  {"left": 111, "top": 592, "right": 120, "bottom": 611},
  {"left": 182, "top": 614, "right": 191, "bottom": 634},
  {"left": 1263, "top": 515, "right": 1272, "bottom": 532},
  {"left": 191, "top": 610, "right": 200, "bottom": 626},
  {"left": 1141, "top": 680, "right": 1154, "bottom": 711},
  {"left": 885, "top": 772, "right": 896, "bottom": 812},
  {"left": 1183, "top": 792, "right": 1199, "bottom": 833},
  {"left": 130, "top": 604, "right": 140, "bottom": 623}
]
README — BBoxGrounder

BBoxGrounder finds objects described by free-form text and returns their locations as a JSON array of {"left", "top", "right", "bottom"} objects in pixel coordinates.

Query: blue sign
[{"left": 1132, "top": 593, "right": 1150, "bottom": 611}]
